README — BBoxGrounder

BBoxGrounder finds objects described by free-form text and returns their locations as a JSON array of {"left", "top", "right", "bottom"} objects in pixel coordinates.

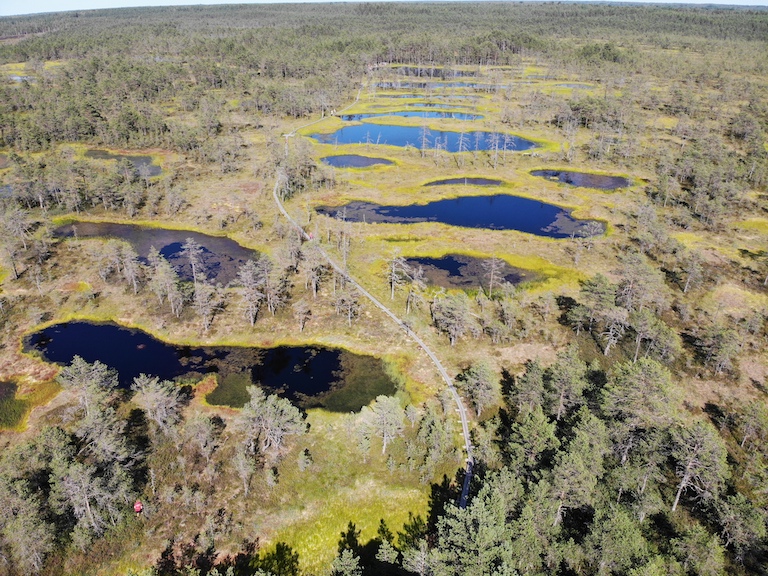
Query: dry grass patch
[{"left": 698, "top": 283, "right": 767, "bottom": 321}]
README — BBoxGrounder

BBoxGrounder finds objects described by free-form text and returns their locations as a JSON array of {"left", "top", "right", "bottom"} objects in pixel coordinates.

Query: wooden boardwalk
[{"left": 271, "top": 179, "right": 475, "bottom": 508}]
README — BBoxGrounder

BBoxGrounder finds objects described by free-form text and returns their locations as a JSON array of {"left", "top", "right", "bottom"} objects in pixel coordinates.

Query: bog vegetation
[{"left": 0, "top": 2, "right": 767, "bottom": 576}]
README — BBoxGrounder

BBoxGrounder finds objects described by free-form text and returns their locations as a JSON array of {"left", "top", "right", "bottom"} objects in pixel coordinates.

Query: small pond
[
  {"left": 369, "top": 104, "right": 473, "bottom": 111},
  {"left": 376, "top": 82, "right": 428, "bottom": 90},
  {"left": 376, "top": 81, "right": 496, "bottom": 91},
  {"left": 375, "top": 81, "right": 428, "bottom": 90},
  {"left": 341, "top": 111, "right": 482, "bottom": 121},
  {"left": 407, "top": 103, "right": 474, "bottom": 110},
  {"left": 530, "top": 170, "right": 630, "bottom": 190},
  {"left": 321, "top": 155, "right": 394, "bottom": 168},
  {"left": 309, "top": 122, "right": 537, "bottom": 153},
  {"left": 85, "top": 149, "right": 162, "bottom": 177},
  {"left": 429, "top": 82, "right": 491, "bottom": 89},
  {"left": 394, "top": 66, "right": 477, "bottom": 78},
  {"left": 406, "top": 254, "right": 530, "bottom": 290},
  {"left": 555, "top": 83, "right": 593, "bottom": 89},
  {"left": 0, "top": 153, "right": 9, "bottom": 169},
  {"left": 25, "top": 322, "right": 397, "bottom": 412},
  {"left": 435, "top": 94, "right": 482, "bottom": 100},
  {"left": 373, "top": 94, "right": 481, "bottom": 101},
  {"left": 424, "top": 177, "right": 503, "bottom": 187},
  {"left": 9, "top": 75, "right": 34, "bottom": 82},
  {"left": 0, "top": 381, "right": 27, "bottom": 429},
  {"left": 373, "top": 94, "right": 422, "bottom": 99},
  {"left": 315, "top": 195, "right": 603, "bottom": 238},
  {"left": 54, "top": 221, "right": 259, "bottom": 285}
]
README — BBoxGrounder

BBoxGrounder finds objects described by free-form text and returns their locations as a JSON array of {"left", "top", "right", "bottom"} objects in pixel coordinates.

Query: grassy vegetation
[
  {"left": 0, "top": 378, "right": 59, "bottom": 431},
  {"left": 0, "top": 381, "right": 28, "bottom": 429},
  {"left": 261, "top": 410, "right": 431, "bottom": 573},
  {"left": 204, "top": 371, "right": 252, "bottom": 408}
]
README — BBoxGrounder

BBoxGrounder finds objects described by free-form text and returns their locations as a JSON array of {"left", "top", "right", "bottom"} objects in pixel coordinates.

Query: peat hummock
[
  {"left": 530, "top": 170, "right": 630, "bottom": 190},
  {"left": 315, "top": 195, "right": 604, "bottom": 238},
  {"left": 54, "top": 222, "right": 259, "bottom": 285},
  {"left": 25, "top": 322, "right": 397, "bottom": 412}
]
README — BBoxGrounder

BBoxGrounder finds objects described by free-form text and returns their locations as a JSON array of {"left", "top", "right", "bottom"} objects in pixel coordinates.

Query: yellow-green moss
[
  {"left": 736, "top": 218, "right": 768, "bottom": 234},
  {"left": 0, "top": 379, "right": 60, "bottom": 432}
]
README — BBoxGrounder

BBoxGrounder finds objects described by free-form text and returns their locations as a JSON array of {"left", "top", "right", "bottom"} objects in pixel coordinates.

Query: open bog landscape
[{"left": 0, "top": 2, "right": 767, "bottom": 575}]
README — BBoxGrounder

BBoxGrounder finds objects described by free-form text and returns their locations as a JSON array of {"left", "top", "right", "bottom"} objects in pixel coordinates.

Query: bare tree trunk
[{"left": 672, "top": 466, "right": 693, "bottom": 512}]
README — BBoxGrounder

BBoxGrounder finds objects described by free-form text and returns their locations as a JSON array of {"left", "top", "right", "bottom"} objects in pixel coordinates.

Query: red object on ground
[{"left": 134, "top": 500, "right": 144, "bottom": 514}]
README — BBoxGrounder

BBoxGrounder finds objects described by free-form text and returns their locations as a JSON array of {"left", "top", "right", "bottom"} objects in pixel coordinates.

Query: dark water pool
[
  {"left": 321, "top": 155, "right": 394, "bottom": 168},
  {"left": 435, "top": 94, "right": 482, "bottom": 100},
  {"left": 530, "top": 170, "right": 630, "bottom": 190},
  {"left": 437, "top": 82, "right": 503, "bottom": 90},
  {"left": 0, "top": 154, "right": 9, "bottom": 169},
  {"left": 85, "top": 149, "right": 162, "bottom": 177},
  {"left": 373, "top": 94, "right": 422, "bottom": 99},
  {"left": 407, "top": 103, "right": 473, "bottom": 110},
  {"left": 376, "top": 81, "right": 499, "bottom": 91},
  {"left": 316, "top": 195, "right": 603, "bottom": 238},
  {"left": 341, "top": 111, "right": 482, "bottom": 121},
  {"left": 369, "top": 104, "right": 472, "bottom": 111},
  {"left": 430, "top": 82, "right": 493, "bottom": 89},
  {"left": 376, "top": 82, "right": 429, "bottom": 90},
  {"left": 394, "top": 66, "right": 477, "bottom": 78},
  {"left": 309, "top": 122, "right": 536, "bottom": 153},
  {"left": 424, "top": 177, "right": 503, "bottom": 187},
  {"left": 54, "top": 222, "right": 259, "bottom": 285},
  {"left": 406, "top": 254, "right": 529, "bottom": 289},
  {"left": 25, "top": 322, "right": 396, "bottom": 411},
  {"left": 373, "top": 94, "right": 481, "bottom": 101}
]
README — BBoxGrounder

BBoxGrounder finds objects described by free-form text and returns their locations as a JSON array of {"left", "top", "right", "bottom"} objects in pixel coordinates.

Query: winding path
[{"left": 272, "top": 179, "right": 475, "bottom": 508}]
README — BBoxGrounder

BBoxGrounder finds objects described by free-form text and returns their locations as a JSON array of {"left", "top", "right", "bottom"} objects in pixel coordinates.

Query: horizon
[{"left": 2, "top": 0, "right": 767, "bottom": 19}]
